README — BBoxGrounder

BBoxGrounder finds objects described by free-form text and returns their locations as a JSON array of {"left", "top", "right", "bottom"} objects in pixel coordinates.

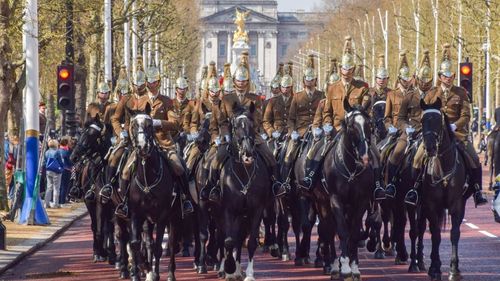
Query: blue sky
[{"left": 277, "top": 0, "right": 323, "bottom": 11}]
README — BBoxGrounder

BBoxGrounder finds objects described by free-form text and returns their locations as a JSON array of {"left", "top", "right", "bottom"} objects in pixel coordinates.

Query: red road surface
[{"left": 1, "top": 198, "right": 500, "bottom": 281}]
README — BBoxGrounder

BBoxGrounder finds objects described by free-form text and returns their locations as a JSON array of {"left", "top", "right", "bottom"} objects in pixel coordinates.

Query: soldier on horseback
[
  {"left": 409, "top": 44, "right": 487, "bottom": 207},
  {"left": 205, "top": 51, "right": 286, "bottom": 202},
  {"left": 282, "top": 55, "right": 324, "bottom": 193},
  {"left": 170, "top": 65, "right": 196, "bottom": 142},
  {"left": 311, "top": 36, "right": 385, "bottom": 200},
  {"left": 383, "top": 51, "right": 418, "bottom": 198},
  {"left": 369, "top": 54, "right": 391, "bottom": 115}
]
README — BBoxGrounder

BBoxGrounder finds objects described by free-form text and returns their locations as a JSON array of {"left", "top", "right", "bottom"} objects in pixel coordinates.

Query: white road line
[
  {"left": 478, "top": 230, "right": 498, "bottom": 238},
  {"left": 465, "top": 223, "right": 479, "bottom": 229}
]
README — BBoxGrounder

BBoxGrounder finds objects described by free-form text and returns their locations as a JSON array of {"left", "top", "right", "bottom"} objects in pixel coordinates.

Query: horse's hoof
[
  {"left": 115, "top": 261, "right": 121, "bottom": 270},
  {"left": 141, "top": 271, "right": 146, "bottom": 278},
  {"left": 418, "top": 261, "right": 427, "bottom": 271},
  {"left": 294, "top": 257, "right": 304, "bottom": 266},
  {"left": 341, "top": 274, "right": 354, "bottom": 281},
  {"left": 182, "top": 249, "right": 190, "bottom": 257},
  {"left": 315, "top": 257, "right": 324, "bottom": 268},
  {"left": 108, "top": 256, "right": 117, "bottom": 265},
  {"left": 131, "top": 276, "right": 140, "bottom": 281},
  {"left": 244, "top": 277, "right": 255, "bottom": 281},
  {"left": 323, "top": 265, "right": 332, "bottom": 275},
  {"left": 394, "top": 256, "right": 408, "bottom": 265},
  {"left": 408, "top": 262, "right": 420, "bottom": 273},
  {"left": 282, "top": 253, "right": 290, "bottom": 261},
  {"left": 167, "top": 275, "right": 176, "bottom": 281},
  {"left": 352, "top": 274, "right": 362, "bottom": 281},
  {"left": 217, "top": 271, "right": 225, "bottom": 279},
  {"left": 198, "top": 265, "right": 208, "bottom": 274},
  {"left": 119, "top": 270, "right": 130, "bottom": 279},
  {"left": 213, "top": 263, "right": 220, "bottom": 271},
  {"left": 270, "top": 245, "right": 280, "bottom": 258},
  {"left": 373, "top": 249, "right": 385, "bottom": 259},
  {"left": 93, "top": 254, "right": 106, "bottom": 263},
  {"left": 357, "top": 240, "right": 366, "bottom": 248},
  {"left": 448, "top": 270, "right": 462, "bottom": 281}
]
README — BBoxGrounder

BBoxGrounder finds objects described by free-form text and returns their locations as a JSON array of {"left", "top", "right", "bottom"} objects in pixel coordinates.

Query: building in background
[{"left": 199, "top": 0, "right": 325, "bottom": 92}]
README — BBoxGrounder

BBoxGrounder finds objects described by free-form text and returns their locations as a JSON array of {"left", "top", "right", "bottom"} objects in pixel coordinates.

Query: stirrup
[
  {"left": 99, "top": 184, "right": 113, "bottom": 204},
  {"left": 85, "top": 189, "right": 96, "bottom": 202},
  {"left": 208, "top": 187, "right": 221, "bottom": 203},
  {"left": 183, "top": 200, "right": 194, "bottom": 214},
  {"left": 115, "top": 203, "right": 129, "bottom": 219},
  {"left": 385, "top": 183, "right": 396, "bottom": 198},
  {"left": 404, "top": 189, "right": 418, "bottom": 206},
  {"left": 272, "top": 182, "right": 288, "bottom": 197},
  {"left": 373, "top": 187, "right": 386, "bottom": 201}
]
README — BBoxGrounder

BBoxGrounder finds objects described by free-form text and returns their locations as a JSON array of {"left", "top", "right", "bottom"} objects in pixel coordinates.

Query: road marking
[
  {"left": 478, "top": 230, "right": 498, "bottom": 238},
  {"left": 465, "top": 223, "right": 479, "bottom": 229}
]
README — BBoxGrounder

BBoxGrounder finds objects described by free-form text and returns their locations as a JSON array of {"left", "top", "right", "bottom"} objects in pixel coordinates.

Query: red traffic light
[
  {"left": 58, "top": 68, "right": 71, "bottom": 80},
  {"left": 460, "top": 65, "right": 471, "bottom": 76}
]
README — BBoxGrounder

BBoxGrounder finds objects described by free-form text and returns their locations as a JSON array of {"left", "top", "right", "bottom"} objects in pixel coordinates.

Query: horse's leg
[
  {"left": 150, "top": 221, "right": 166, "bottom": 281},
  {"left": 88, "top": 201, "right": 105, "bottom": 262},
  {"left": 223, "top": 210, "right": 239, "bottom": 277},
  {"left": 216, "top": 219, "right": 226, "bottom": 278},
  {"left": 317, "top": 215, "right": 333, "bottom": 275},
  {"left": 167, "top": 219, "right": 179, "bottom": 281},
  {"left": 392, "top": 201, "right": 408, "bottom": 265},
  {"left": 331, "top": 195, "right": 351, "bottom": 280},
  {"left": 417, "top": 208, "right": 427, "bottom": 271},
  {"left": 407, "top": 205, "right": 420, "bottom": 272},
  {"left": 268, "top": 201, "right": 279, "bottom": 258},
  {"left": 207, "top": 219, "right": 219, "bottom": 269},
  {"left": 245, "top": 208, "right": 264, "bottom": 281},
  {"left": 291, "top": 196, "right": 304, "bottom": 266},
  {"left": 116, "top": 218, "right": 130, "bottom": 279},
  {"left": 449, "top": 205, "right": 465, "bottom": 281},
  {"left": 197, "top": 201, "right": 210, "bottom": 274},
  {"left": 349, "top": 206, "right": 366, "bottom": 281},
  {"left": 276, "top": 204, "right": 290, "bottom": 261},
  {"left": 192, "top": 212, "right": 201, "bottom": 270},
  {"left": 300, "top": 198, "right": 315, "bottom": 265},
  {"left": 143, "top": 221, "right": 154, "bottom": 273},
  {"left": 381, "top": 203, "right": 394, "bottom": 256},
  {"left": 105, "top": 203, "right": 117, "bottom": 265},
  {"left": 427, "top": 208, "right": 442, "bottom": 281},
  {"left": 130, "top": 213, "right": 145, "bottom": 281}
]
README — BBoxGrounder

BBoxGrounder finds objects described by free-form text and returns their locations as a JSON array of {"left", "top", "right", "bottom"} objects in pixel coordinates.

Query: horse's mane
[{"left": 441, "top": 112, "right": 457, "bottom": 143}]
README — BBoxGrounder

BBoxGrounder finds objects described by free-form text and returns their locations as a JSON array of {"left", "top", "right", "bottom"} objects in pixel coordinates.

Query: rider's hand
[
  {"left": 261, "top": 133, "right": 268, "bottom": 140},
  {"left": 272, "top": 131, "right": 281, "bottom": 139},
  {"left": 186, "top": 133, "right": 193, "bottom": 142},
  {"left": 214, "top": 136, "right": 221, "bottom": 146},
  {"left": 120, "top": 131, "right": 128, "bottom": 139},
  {"left": 152, "top": 119, "right": 162, "bottom": 128},
  {"left": 405, "top": 127, "right": 415, "bottom": 135},
  {"left": 313, "top": 127, "right": 323, "bottom": 138},
  {"left": 323, "top": 124, "right": 333, "bottom": 133},
  {"left": 224, "top": 134, "right": 231, "bottom": 143},
  {"left": 388, "top": 126, "right": 398, "bottom": 135},
  {"left": 450, "top": 123, "right": 457, "bottom": 132},
  {"left": 191, "top": 131, "right": 199, "bottom": 140},
  {"left": 290, "top": 131, "right": 300, "bottom": 141}
]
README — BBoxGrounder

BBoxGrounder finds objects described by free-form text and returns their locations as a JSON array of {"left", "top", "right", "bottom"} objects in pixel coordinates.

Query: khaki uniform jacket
[
  {"left": 384, "top": 88, "right": 405, "bottom": 130},
  {"left": 319, "top": 79, "right": 370, "bottom": 131},
  {"left": 312, "top": 99, "right": 326, "bottom": 128},
  {"left": 111, "top": 94, "right": 178, "bottom": 147},
  {"left": 396, "top": 89, "right": 423, "bottom": 131},
  {"left": 190, "top": 97, "right": 218, "bottom": 134},
  {"left": 209, "top": 92, "right": 264, "bottom": 144},
  {"left": 369, "top": 87, "right": 390, "bottom": 115},
  {"left": 262, "top": 94, "right": 293, "bottom": 137},
  {"left": 424, "top": 85, "right": 470, "bottom": 142},
  {"left": 170, "top": 98, "right": 196, "bottom": 134},
  {"left": 85, "top": 101, "right": 112, "bottom": 123},
  {"left": 288, "top": 89, "right": 324, "bottom": 136}
]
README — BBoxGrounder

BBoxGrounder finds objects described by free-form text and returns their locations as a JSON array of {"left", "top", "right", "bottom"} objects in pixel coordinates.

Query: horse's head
[
  {"left": 129, "top": 103, "right": 155, "bottom": 158},
  {"left": 371, "top": 100, "right": 387, "bottom": 141},
  {"left": 232, "top": 102, "right": 256, "bottom": 165},
  {"left": 70, "top": 114, "right": 105, "bottom": 163},
  {"left": 195, "top": 108, "right": 212, "bottom": 152},
  {"left": 342, "top": 98, "right": 372, "bottom": 167},
  {"left": 420, "top": 98, "right": 444, "bottom": 157}
]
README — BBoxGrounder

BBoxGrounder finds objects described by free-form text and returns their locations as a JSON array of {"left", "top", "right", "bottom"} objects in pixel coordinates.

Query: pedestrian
[
  {"left": 58, "top": 136, "right": 73, "bottom": 205},
  {"left": 5, "top": 135, "right": 19, "bottom": 201},
  {"left": 44, "top": 139, "right": 64, "bottom": 208}
]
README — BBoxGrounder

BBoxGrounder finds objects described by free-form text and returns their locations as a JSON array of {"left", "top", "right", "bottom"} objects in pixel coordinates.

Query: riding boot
[
  {"left": 178, "top": 174, "right": 194, "bottom": 214},
  {"left": 85, "top": 187, "right": 96, "bottom": 202},
  {"left": 100, "top": 166, "right": 118, "bottom": 203},
  {"left": 207, "top": 167, "right": 221, "bottom": 203},
  {"left": 115, "top": 180, "right": 130, "bottom": 220},
  {"left": 404, "top": 168, "right": 421, "bottom": 206},
  {"left": 373, "top": 168, "right": 386, "bottom": 201},
  {"left": 471, "top": 167, "right": 487, "bottom": 207},
  {"left": 271, "top": 165, "right": 287, "bottom": 197},
  {"left": 384, "top": 163, "right": 399, "bottom": 198},
  {"left": 199, "top": 167, "right": 211, "bottom": 201}
]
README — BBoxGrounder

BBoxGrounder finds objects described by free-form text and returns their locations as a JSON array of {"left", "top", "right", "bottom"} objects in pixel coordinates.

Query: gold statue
[{"left": 233, "top": 8, "right": 250, "bottom": 43}]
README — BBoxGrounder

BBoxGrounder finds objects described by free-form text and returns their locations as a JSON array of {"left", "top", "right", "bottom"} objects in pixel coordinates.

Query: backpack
[{"left": 46, "top": 152, "right": 63, "bottom": 173}]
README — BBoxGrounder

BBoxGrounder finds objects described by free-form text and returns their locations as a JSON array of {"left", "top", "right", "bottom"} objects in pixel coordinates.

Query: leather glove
[
  {"left": 152, "top": 119, "right": 162, "bottom": 128},
  {"left": 290, "top": 131, "right": 300, "bottom": 141},
  {"left": 186, "top": 134, "right": 193, "bottom": 142},
  {"left": 272, "top": 131, "right": 281, "bottom": 139},
  {"left": 214, "top": 136, "right": 221, "bottom": 146},
  {"left": 450, "top": 123, "right": 457, "bottom": 132},
  {"left": 405, "top": 127, "right": 415, "bottom": 135},
  {"left": 313, "top": 127, "right": 323, "bottom": 138},
  {"left": 261, "top": 133, "right": 268, "bottom": 140},
  {"left": 120, "top": 131, "right": 128, "bottom": 139},
  {"left": 388, "top": 126, "right": 398, "bottom": 135},
  {"left": 191, "top": 131, "right": 199, "bottom": 140},
  {"left": 224, "top": 134, "right": 231, "bottom": 143}
]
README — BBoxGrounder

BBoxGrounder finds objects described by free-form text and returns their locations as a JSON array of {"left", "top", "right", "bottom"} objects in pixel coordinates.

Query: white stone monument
[{"left": 230, "top": 8, "right": 250, "bottom": 74}]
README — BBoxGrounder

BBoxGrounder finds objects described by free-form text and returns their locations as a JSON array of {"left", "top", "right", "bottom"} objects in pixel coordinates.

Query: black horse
[
  {"left": 322, "top": 99, "right": 374, "bottom": 281},
  {"left": 419, "top": 98, "right": 469, "bottom": 281},
  {"left": 70, "top": 115, "right": 116, "bottom": 265},
  {"left": 218, "top": 104, "right": 272, "bottom": 281},
  {"left": 127, "top": 105, "right": 182, "bottom": 281}
]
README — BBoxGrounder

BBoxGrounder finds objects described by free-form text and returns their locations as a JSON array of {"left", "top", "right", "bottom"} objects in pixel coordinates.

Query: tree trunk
[
  {"left": 75, "top": 32, "right": 88, "bottom": 126},
  {"left": 8, "top": 65, "right": 25, "bottom": 138},
  {"left": 46, "top": 92, "right": 56, "bottom": 130},
  {"left": 0, "top": 0, "right": 15, "bottom": 210}
]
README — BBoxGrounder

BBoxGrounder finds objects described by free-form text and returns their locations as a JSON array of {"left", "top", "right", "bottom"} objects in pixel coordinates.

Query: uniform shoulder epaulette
[{"left": 352, "top": 79, "right": 369, "bottom": 88}]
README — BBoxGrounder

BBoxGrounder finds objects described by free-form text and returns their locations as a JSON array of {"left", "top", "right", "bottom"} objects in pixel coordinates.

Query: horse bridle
[
  {"left": 230, "top": 114, "right": 258, "bottom": 194},
  {"left": 75, "top": 123, "right": 105, "bottom": 162},
  {"left": 231, "top": 115, "right": 256, "bottom": 162}
]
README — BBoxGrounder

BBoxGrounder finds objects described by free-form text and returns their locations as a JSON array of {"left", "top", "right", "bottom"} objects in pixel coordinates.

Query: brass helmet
[
  {"left": 376, "top": 54, "right": 389, "bottom": 79},
  {"left": 115, "top": 65, "right": 130, "bottom": 98},
  {"left": 207, "top": 61, "right": 221, "bottom": 93},
  {"left": 133, "top": 56, "right": 146, "bottom": 86},
  {"left": 222, "top": 63, "right": 234, "bottom": 92},
  {"left": 175, "top": 66, "right": 188, "bottom": 89},
  {"left": 280, "top": 62, "right": 294, "bottom": 88},
  {"left": 97, "top": 81, "right": 111, "bottom": 94},
  {"left": 270, "top": 63, "right": 284, "bottom": 89},
  {"left": 234, "top": 51, "right": 250, "bottom": 81},
  {"left": 303, "top": 54, "right": 317, "bottom": 81},
  {"left": 341, "top": 36, "right": 355, "bottom": 70},
  {"left": 398, "top": 50, "right": 412, "bottom": 81},
  {"left": 327, "top": 58, "right": 340, "bottom": 84},
  {"left": 438, "top": 43, "right": 453, "bottom": 77},
  {"left": 146, "top": 63, "right": 161, "bottom": 83},
  {"left": 417, "top": 49, "right": 433, "bottom": 83},
  {"left": 199, "top": 65, "right": 208, "bottom": 91},
  {"left": 353, "top": 63, "right": 365, "bottom": 82}
]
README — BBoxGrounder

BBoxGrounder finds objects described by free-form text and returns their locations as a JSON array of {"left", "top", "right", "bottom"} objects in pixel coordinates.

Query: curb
[{"left": 0, "top": 209, "right": 88, "bottom": 276}]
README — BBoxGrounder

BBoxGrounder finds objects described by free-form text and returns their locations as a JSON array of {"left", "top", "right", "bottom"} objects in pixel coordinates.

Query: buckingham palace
[{"left": 199, "top": 0, "right": 325, "bottom": 89}]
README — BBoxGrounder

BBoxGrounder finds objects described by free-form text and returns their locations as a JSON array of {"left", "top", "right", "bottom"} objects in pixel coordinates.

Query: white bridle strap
[
  {"left": 131, "top": 114, "right": 152, "bottom": 122},
  {"left": 423, "top": 109, "right": 441, "bottom": 116},
  {"left": 373, "top": 100, "right": 386, "bottom": 107},
  {"left": 90, "top": 124, "right": 102, "bottom": 132}
]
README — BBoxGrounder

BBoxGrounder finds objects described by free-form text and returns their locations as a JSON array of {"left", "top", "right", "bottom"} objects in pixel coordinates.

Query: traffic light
[
  {"left": 57, "top": 64, "right": 74, "bottom": 109},
  {"left": 459, "top": 61, "right": 473, "bottom": 102}
]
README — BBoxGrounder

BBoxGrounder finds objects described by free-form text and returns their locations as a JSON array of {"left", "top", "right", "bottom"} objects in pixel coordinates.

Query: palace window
[
  {"left": 250, "top": 44, "right": 257, "bottom": 56},
  {"left": 219, "top": 42, "right": 226, "bottom": 57}
]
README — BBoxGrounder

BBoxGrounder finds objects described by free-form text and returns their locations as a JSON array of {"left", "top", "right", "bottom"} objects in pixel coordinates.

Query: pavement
[{"left": 0, "top": 202, "right": 87, "bottom": 277}]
